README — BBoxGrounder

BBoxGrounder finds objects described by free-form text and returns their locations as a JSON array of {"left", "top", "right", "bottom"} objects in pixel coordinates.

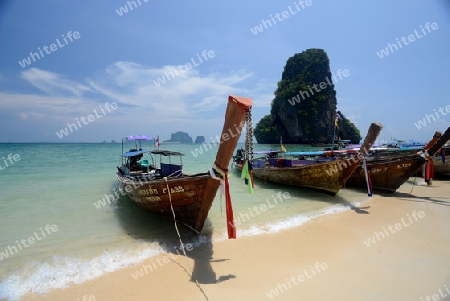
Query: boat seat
[
  {"left": 253, "top": 159, "right": 265, "bottom": 168},
  {"left": 282, "top": 159, "right": 293, "bottom": 167},
  {"left": 140, "top": 159, "right": 150, "bottom": 173},
  {"left": 161, "top": 163, "right": 182, "bottom": 177},
  {"left": 268, "top": 158, "right": 278, "bottom": 167}
]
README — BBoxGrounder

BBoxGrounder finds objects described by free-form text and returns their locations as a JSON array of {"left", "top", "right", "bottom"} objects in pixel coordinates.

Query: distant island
[
  {"left": 164, "top": 131, "right": 193, "bottom": 143},
  {"left": 162, "top": 133, "right": 205, "bottom": 144},
  {"left": 194, "top": 136, "right": 205, "bottom": 143},
  {"left": 254, "top": 48, "right": 361, "bottom": 144}
]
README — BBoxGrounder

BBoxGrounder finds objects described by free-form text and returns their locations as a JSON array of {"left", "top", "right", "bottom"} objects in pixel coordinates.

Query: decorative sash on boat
[{"left": 241, "top": 159, "right": 254, "bottom": 194}]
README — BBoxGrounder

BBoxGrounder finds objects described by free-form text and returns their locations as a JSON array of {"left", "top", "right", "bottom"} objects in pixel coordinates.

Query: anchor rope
[
  {"left": 210, "top": 165, "right": 236, "bottom": 239},
  {"left": 163, "top": 177, "right": 209, "bottom": 301},
  {"left": 241, "top": 110, "right": 255, "bottom": 194},
  {"left": 409, "top": 172, "right": 418, "bottom": 195},
  {"left": 209, "top": 166, "right": 225, "bottom": 218}
]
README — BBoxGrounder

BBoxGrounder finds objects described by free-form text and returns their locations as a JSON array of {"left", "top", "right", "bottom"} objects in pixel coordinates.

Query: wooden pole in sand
[{"left": 213, "top": 95, "right": 252, "bottom": 174}]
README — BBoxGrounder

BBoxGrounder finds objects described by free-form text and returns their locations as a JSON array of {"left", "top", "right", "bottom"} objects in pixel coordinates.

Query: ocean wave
[
  {"left": 215, "top": 202, "right": 358, "bottom": 240},
  {"left": 0, "top": 241, "right": 170, "bottom": 301}
]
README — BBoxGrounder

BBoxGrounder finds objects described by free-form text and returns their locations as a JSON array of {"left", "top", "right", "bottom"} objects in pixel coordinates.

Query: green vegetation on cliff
[
  {"left": 336, "top": 111, "right": 361, "bottom": 143},
  {"left": 255, "top": 48, "right": 361, "bottom": 144},
  {"left": 254, "top": 114, "right": 278, "bottom": 144}
]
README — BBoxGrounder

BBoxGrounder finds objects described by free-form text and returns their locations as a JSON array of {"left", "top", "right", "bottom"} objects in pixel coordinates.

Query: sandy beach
[{"left": 21, "top": 178, "right": 450, "bottom": 301}]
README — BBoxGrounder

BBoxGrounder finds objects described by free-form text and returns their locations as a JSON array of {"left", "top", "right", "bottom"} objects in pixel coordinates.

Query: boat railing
[{"left": 251, "top": 156, "right": 338, "bottom": 169}]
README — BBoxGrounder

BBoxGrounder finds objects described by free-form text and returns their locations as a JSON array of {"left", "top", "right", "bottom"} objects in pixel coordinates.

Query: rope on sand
[{"left": 163, "top": 177, "right": 209, "bottom": 301}]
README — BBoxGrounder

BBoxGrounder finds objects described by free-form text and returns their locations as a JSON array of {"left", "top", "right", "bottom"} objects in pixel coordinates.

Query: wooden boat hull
[
  {"left": 236, "top": 158, "right": 360, "bottom": 196},
  {"left": 433, "top": 147, "right": 450, "bottom": 177},
  {"left": 346, "top": 155, "right": 425, "bottom": 192},
  {"left": 434, "top": 156, "right": 450, "bottom": 177},
  {"left": 117, "top": 173, "right": 220, "bottom": 232}
]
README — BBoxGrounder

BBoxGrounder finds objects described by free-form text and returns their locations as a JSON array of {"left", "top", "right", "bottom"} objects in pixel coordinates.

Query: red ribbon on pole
[
  {"left": 224, "top": 174, "right": 236, "bottom": 239},
  {"left": 425, "top": 159, "right": 434, "bottom": 184}
]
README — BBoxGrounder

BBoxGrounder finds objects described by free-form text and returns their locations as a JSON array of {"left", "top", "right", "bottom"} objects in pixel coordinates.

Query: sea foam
[
  {"left": 216, "top": 203, "right": 358, "bottom": 240},
  {"left": 0, "top": 242, "right": 162, "bottom": 301}
]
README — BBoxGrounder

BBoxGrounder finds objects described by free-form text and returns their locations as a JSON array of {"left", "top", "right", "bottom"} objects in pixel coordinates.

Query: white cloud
[
  {"left": 19, "top": 111, "right": 45, "bottom": 120},
  {"left": 1, "top": 64, "right": 276, "bottom": 141},
  {"left": 13, "top": 64, "right": 274, "bottom": 120},
  {"left": 87, "top": 61, "right": 268, "bottom": 116},
  {"left": 0, "top": 92, "right": 96, "bottom": 120},
  {"left": 20, "top": 68, "right": 92, "bottom": 96}
]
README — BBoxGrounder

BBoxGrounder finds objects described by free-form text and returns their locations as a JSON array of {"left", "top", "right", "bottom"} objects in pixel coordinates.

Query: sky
[{"left": 0, "top": 0, "right": 449, "bottom": 143}]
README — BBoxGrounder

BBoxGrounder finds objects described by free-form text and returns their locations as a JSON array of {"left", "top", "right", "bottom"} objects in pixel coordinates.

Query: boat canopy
[
  {"left": 151, "top": 150, "right": 185, "bottom": 156},
  {"left": 121, "top": 149, "right": 151, "bottom": 157},
  {"left": 125, "top": 135, "right": 153, "bottom": 141},
  {"left": 284, "top": 151, "right": 325, "bottom": 156},
  {"left": 252, "top": 150, "right": 280, "bottom": 154}
]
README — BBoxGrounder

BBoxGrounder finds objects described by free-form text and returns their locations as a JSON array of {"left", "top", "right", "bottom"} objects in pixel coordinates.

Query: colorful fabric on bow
[{"left": 241, "top": 159, "right": 254, "bottom": 194}]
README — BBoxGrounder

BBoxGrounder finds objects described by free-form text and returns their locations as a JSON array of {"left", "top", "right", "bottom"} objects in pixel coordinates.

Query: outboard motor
[{"left": 233, "top": 148, "right": 245, "bottom": 164}]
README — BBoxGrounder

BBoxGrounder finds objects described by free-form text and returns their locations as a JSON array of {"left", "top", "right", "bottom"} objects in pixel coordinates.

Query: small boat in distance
[{"left": 116, "top": 95, "right": 252, "bottom": 234}]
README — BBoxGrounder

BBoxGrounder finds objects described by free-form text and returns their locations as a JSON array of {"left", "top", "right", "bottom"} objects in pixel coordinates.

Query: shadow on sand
[
  {"left": 342, "top": 178, "right": 450, "bottom": 207},
  {"left": 167, "top": 228, "right": 236, "bottom": 284},
  {"left": 324, "top": 194, "right": 371, "bottom": 214},
  {"left": 113, "top": 192, "right": 236, "bottom": 285},
  {"left": 385, "top": 192, "right": 450, "bottom": 207}
]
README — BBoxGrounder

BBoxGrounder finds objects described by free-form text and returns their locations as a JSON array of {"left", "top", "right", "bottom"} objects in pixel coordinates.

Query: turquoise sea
[{"left": 0, "top": 142, "right": 373, "bottom": 301}]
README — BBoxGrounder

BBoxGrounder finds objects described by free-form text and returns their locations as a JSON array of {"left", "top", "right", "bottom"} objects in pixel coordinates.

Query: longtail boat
[
  {"left": 234, "top": 123, "right": 383, "bottom": 195},
  {"left": 116, "top": 95, "right": 252, "bottom": 233},
  {"left": 433, "top": 144, "right": 450, "bottom": 177},
  {"left": 346, "top": 128, "right": 450, "bottom": 192}
]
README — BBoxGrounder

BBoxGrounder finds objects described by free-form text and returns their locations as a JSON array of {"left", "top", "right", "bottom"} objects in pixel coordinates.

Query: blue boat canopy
[
  {"left": 121, "top": 149, "right": 151, "bottom": 157},
  {"left": 151, "top": 150, "right": 185, "bottom": 156}
]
